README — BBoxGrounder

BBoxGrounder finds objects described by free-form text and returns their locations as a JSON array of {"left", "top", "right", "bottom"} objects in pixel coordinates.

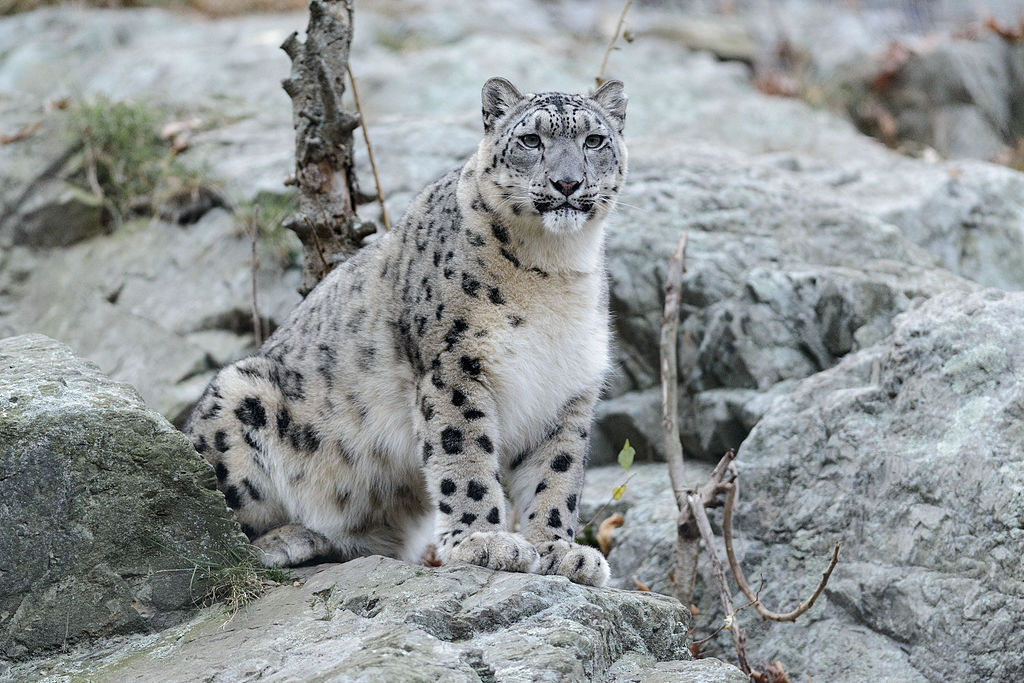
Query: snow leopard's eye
[
  {"left": 519, "top": 134, "right": 541, "bottom": 149},
  {"left": 584, "top": 134, "right": 605, "bottom": 149}
]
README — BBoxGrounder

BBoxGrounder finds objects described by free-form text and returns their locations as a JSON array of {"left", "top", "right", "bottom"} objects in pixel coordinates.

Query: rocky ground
[{"left": 1, "top": 1, "right": 1023, "bottom": 681}]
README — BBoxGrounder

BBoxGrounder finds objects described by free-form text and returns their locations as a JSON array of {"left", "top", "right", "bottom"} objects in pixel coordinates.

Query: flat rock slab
[
  {"left": 5, "top": 556, "right": 745, "bottom": 682},
  {"left": 0, "top": 334, "right": 248, "bottom": 660}
]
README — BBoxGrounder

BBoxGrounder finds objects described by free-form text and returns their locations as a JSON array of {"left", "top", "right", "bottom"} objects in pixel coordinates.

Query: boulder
[
  {"left": 585, "top": 289, "right": 1024, "bottom": 681},
  {"left": 0, "top": 334, "right": 249, "bottom": 661},
  {"left": 3, "top": 556, "right": 746, "bottom": 682},
  {"left": 598, "top": 144, "right": 972, "bottom": 461},
  {"left": 734, "top": 288, "right": 1024, "bottom": 682}
]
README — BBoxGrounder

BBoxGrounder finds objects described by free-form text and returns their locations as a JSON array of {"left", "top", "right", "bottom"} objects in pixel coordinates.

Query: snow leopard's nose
[{"left": 551, "top": 178, "right": 581, "bottom": 197}]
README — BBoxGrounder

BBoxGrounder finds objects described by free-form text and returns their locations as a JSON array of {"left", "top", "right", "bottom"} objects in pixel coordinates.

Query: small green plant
[
  {"left": 612, "top": 438, "right": 634, "bottom": 500},
  {"left": 577, "top": 439, "right": 636, "bottom": 547},
  {"left": 68, "top": 95, "right": 208, "bottom": 225}
]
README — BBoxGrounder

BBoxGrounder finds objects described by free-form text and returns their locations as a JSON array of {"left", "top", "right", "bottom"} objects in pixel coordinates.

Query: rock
[
  {"left": 0, "top": 108, "right": 96, "bottom": 250},
  {"left": 607, "top": 654, "right": 749, "bottom": 683},
  {"left": 857, "top": 160, "right": 1024, "bottom": 291},
  {"left": 2, "top": 556, "right": 745, "bottom": 682},
  {"left": 869, "top": 37, "right": 1017, "bottom": 160},
  {"left": 600, "top": 144, "right": 972, "bottom": 460},
  {"left": 0, "top": 334, "right": 249, "bottom": 661},
  {"left": 732, "top": 288, "right": 1024, "bottom": 682},
  {"left": 585, "top": 290, "right": 1024, "bottom": 681},
  {"left": 593, "top": 388, "right": 665, "bottom": 466},
  {"left": 6, "top": 180, "right": 105, "bottom": 248},
  {"left": 1, "top": 208, "right": 302, "bottom": 422}
]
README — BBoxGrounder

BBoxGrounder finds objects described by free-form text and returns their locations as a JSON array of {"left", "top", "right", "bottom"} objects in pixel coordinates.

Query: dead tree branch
[
  {"left": 660, "top": 234, "right": 699, "bottom": 605},
  {"left": 596, "top": 0, "right": 633, "bottom": 87},
  {"left": 280, "top": 0, "right": 369, "bottom": 296},
  {"left": 689, "top": 491, "right": 750, "bottom": 675},
  {"left": 722, "top": 482, "right": 841, "bottom": 622}
]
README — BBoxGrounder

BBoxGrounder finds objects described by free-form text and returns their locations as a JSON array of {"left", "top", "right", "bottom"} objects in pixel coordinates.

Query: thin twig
[
  {"left": 689, "top": 493, "right": 750, "bottom": 674},
  {"left": 596, "top": 0, "right": 634, "bottom": 87},
  {"left": 722, "top": 481, "right": 841, "bottom": 622},
  {"left": 249, "top": 206, "right": 263, "bottom": 346},
  {"left": 580, "top": 471, "right": 636, "bottom": 533},
  {"left": 0, "top": 119, "right": 42, "bottom": 145},
  {"left": 662, "top": 233, "right": 688, "bottom": 510},
  {"left": 691, "top": 578, "right": 764, "bottom": 647},
  {"left": 347, "top": 64, "right": 390, "bottom": 231}
]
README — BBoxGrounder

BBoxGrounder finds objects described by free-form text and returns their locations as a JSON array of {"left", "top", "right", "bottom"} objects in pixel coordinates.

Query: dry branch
[
  {"left": 347, "top": 64, "right": 390, "bottom": 231},
  {"left": 660, "top": 234, "right": 698, "bottom": 605},
  {"left": 689, "top": 491, "right": 750, "bottom": 674},
  {"left": 722, "top": 482, "right": 841, "bottom": 622},
  {"left": 281, "top": 0, "right": 372, "bottom": 295},
  {"left": 596, "top": 0, "right": 633, "bottom": 87}
]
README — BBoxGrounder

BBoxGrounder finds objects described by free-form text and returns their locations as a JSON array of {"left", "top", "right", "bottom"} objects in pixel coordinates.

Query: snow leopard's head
[{"left": 476, "top": 77, "right": 627, "bottom": 235}]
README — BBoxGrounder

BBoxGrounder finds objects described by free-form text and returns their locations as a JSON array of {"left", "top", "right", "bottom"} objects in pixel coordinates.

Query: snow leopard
[{"left": 183, "top": 77, "right": 627, "bottom": 586}]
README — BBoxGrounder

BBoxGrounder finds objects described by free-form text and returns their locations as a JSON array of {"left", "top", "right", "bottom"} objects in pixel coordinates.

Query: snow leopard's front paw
[
  {"left": 443, "top": 530, "right": 540, "bottom": 574},
  {"left": 535, "top": 539, "right": 610, "bottom": 587}
]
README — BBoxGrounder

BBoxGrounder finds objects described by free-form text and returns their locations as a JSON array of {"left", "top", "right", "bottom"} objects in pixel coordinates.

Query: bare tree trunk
[{"left": 281, "top": 0, "right": 374, "bottom": 296}]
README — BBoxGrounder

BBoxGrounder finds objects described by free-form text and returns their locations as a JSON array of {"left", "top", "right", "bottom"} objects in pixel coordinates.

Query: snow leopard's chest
[{"left": 485, "top": 272, "right": 610, "bottom": 457}]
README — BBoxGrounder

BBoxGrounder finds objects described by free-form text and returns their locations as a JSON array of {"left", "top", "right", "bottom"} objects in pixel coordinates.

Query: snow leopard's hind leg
[{"left": 183, "top": 360, "right": 334, "bottom": 566}]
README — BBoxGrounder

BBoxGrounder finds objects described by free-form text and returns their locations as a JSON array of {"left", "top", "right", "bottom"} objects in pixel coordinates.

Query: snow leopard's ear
[
  {"left": 482, "top": 77, "right": 524, "bottom": 132},
  {"left": 591, "top": 80, "right": 627, "bottom": 133}
]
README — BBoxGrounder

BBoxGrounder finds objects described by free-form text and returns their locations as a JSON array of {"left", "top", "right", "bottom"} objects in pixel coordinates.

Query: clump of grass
[
  {"left": 69, "top": 95, "right": 208, "bottom": 226},
  {"left": 187, "top": 546, "right": 291, "bottom": 613}
]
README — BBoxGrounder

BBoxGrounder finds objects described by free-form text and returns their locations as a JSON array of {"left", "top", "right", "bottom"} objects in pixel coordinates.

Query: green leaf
[
  {"left": 612, "top": 484, "right": 627, "bottom": 501},
  {"left": 617, "top": 439, "right": 635, "bottom": 471}
]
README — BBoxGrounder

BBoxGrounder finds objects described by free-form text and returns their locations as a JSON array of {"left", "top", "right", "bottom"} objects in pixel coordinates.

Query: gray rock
[
  {"left": 1, "top": 208, "right": 302, "bottom": 422},
  {"left": 0, "top": 108, "right": 95, "bottom": 250},
  {"left": 6, "top": 180, "right": 104, "bottom": 249},
  {"left": 584, "top": 290, "right": 1024, "bottom": 681},
  {"left": 0, "top": 334, "right": 249, "bottom": 661},
  {"left": 733, "top": 288, "right": 1024, "bottom": 682},
  {"left": 875, "top": 37, "right": 1016, "bottom": 160},
  {"left": 600, "top": 145, "right": 971, "bottom": 460},
  {"left": 593, "top": 388, "right": 665, "bottom": 466},
  {"left": 606, "top": 653, "right": 749, "bottom": 683},
  {"left": 3, "top": 556, "right": 746, "bottom": 682}
]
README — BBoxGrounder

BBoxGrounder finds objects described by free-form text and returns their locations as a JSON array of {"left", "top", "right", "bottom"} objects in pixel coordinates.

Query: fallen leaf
[
  {"left": 597, "top": 512, "right": 624, "bottom": 556},
  {"left": 0, "top": 120, "right": 42, "bottom": 145},
  {"left": 986, "top": 16, "right": 1024, "bottom": 41},
  {"left": 45, "top": 97, "right": 70, "bottom": 112}
]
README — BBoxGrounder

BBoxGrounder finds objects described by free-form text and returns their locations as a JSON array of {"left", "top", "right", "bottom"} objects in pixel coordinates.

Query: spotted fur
[{"left": 183, "top": 78, "right": 627, "bottom": 587}]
